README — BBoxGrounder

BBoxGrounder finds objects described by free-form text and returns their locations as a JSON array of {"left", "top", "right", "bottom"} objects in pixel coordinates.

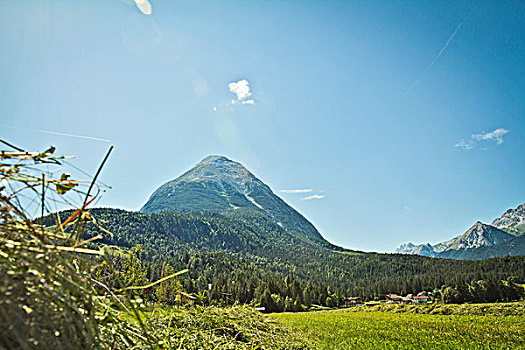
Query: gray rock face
[
  {"left": 444, "top": 222, "right": 514, "bottom": 251},
  {"left": 394, "top": 243, "right": 437, "bottom": 257},
  {"left": 395, "top": 215, "right": 520, "bottom": 260},
  {"left": 395, "top": 243, "right": 416, "bottom": 254},
  {"left": 491, "top": 203, "right": 525, "bottom": 236},
  {"left": 140, "top": 155, "right": 324, "bottom": 242}
]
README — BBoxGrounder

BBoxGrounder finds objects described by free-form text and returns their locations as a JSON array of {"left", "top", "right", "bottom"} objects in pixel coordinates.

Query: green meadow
[{"left": 271, "top": 306, "right": 525, "bottom": 349}]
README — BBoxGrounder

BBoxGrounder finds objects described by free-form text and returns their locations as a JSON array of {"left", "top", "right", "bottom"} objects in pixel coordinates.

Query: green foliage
[
  {"left": 58, "top": 207, "right": 525, "bottom": 309},
  {"left": 120, "top": 245, "right": 148, "bottom": 290},
  {"left": 441, "top": 278, "right": 524, "bottom": 304}
]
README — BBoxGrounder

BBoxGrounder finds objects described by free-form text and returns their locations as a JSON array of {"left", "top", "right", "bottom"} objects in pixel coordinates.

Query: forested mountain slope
[{"left": 53, "top": 208, "right": 525, "bottom": 298}]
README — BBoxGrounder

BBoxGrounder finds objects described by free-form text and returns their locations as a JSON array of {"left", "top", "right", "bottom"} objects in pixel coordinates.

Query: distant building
[
  {"left": 386, "top": 294, "right": 403, "bottom": 303},
  {"left": 412, "top": 295, "right": 429, "bottom": 303},
  {"left": 386, "top": 293, "right": 430, "bottom": 304},
  {"left": 341, "top": 297, "right": 364, "bottom": 307}
]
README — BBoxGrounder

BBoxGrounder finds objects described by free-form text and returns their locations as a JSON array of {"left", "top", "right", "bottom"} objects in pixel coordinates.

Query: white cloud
[
  {"left": 472, "top": 128, "right": 509, "bottom": 145},
  {"left": 454, "top": 141, "right": 474, "bottom": 150},
  {"left": 454, "top": 128, "right": 509, "bottom": 150},
  {"left": 302, "top": 194, "right": 325, "bottom": 200},
  {"left": 280, "top": 189, "right": 313, "bottom": 193},
  {"left": 134, "top": 0, "right": 152, "bottom": 15},
  {"left": 228, "top": 79, "right": 255, "bottom": 105}
]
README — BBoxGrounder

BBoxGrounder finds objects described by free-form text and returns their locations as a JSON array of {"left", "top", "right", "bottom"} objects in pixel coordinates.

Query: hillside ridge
[{"left": 140, "top": 155, "right": 325, "bottom": 242}]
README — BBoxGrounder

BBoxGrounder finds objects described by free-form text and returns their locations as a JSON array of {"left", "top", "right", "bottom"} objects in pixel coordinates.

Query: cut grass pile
[
  {"left": 272, "top": 306, "right": 525, "bottom": 349},
  {"left": 112, "top": 305, "right": 309, "bottom": 350}
]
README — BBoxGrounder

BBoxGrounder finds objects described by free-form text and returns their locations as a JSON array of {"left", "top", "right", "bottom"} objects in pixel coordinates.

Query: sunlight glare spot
[{"left": 134, "top": 0, "right": 152, "bottom": 15}]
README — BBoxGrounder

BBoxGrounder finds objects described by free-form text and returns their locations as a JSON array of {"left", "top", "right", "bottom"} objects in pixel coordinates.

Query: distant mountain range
[{"left": 395, "top": 204, "right": 525, "bottom": 259}]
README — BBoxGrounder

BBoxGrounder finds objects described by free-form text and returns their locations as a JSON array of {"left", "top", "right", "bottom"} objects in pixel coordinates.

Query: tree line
[
  {"left": 441, "top": 278, "right": 523, "bottom": 304},
  {"left": 45, "top": 208, "right": 525, "bottom": 310}
]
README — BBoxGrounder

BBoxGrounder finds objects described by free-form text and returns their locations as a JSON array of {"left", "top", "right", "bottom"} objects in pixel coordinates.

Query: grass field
[{"left": 271, "top": 305, "right": 525, "bottom": 349}]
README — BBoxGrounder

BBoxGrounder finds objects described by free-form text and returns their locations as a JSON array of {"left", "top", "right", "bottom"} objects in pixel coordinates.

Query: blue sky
[{"left": 1, "top": 0, "right": 524, "bottom": 252}]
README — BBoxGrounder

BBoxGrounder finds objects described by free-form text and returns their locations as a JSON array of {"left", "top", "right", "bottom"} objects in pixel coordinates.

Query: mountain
[
  {"left": 439, "top": 235, "right": 525, "bottom": 260},
  {"left": 396, "top": 205, "right": 525, "bottom": 259},
  {"left": 491, "top": 203, "right": 525, "bottom": 236},
  {"left": 140, "top": 156, "right": 324, "bottom": 242},
  {"left": 396, "top": 222, "right": 515, "bottom": 259},
  {"left": 441, "top": 222, "right": 514, "bottom": 251},
  {"left": 395, "top": 243, "right": 438, "bottom": 257},
  {"left": 435, "top": 222, "right": 514, "bottom": 259}
]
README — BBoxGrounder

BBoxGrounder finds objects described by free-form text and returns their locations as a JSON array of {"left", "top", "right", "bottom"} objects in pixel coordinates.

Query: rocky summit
[
  {"left": 443, "top": 221, "right": 514, "bottom": 251},
  {"left": 140, "top": 155, "right": 324, "bottom": 242},
  {"left": 395, "top": 204, "right": 524, "bottom": 259},
  {"left": 491, "top": 203, "right": 525, "bottom": 236}
]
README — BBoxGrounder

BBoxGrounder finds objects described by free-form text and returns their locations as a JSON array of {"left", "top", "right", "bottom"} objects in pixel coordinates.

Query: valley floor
[{"left": 271, "top": 303, "right": 525, "bottom": 349}]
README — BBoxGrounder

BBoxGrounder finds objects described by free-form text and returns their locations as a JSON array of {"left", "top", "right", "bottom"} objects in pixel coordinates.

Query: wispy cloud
[
  {"left": 472, "top": 128, "right": 509, "bottom": 145},
  {"left": 280, "top": 189, "right": 313, "bottom": 193},
  {"left": 302, "top": 194, "right": 325, "bottom": 201},
  {"left": 454, "top": 141, "right": 474, "bottom": 150},
  {"left": 228, "top": 79, "right": 255, "bottom": 105},
  {"left": 455, "top": 128, "right": 509, "bottom": 150},
  {"left": 406, "top": 20, "right": 464, "bottom": 94},
  {"left": 3, "top": 125, "right": 111, "bottom": 143}
]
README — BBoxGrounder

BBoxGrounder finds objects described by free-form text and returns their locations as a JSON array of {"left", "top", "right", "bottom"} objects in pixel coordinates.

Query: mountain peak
[
  {"left": 200, "top": 155, "right": 234, "bottom": 164},
  {"left": 447, "top": 222, "right": 513, "bottom": 250},
  {"left": 491, "top": 203, "right": 525, "bottom": 236},
  {"left": 140, "top": 156, "right": 324, "bottom": 242}
]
